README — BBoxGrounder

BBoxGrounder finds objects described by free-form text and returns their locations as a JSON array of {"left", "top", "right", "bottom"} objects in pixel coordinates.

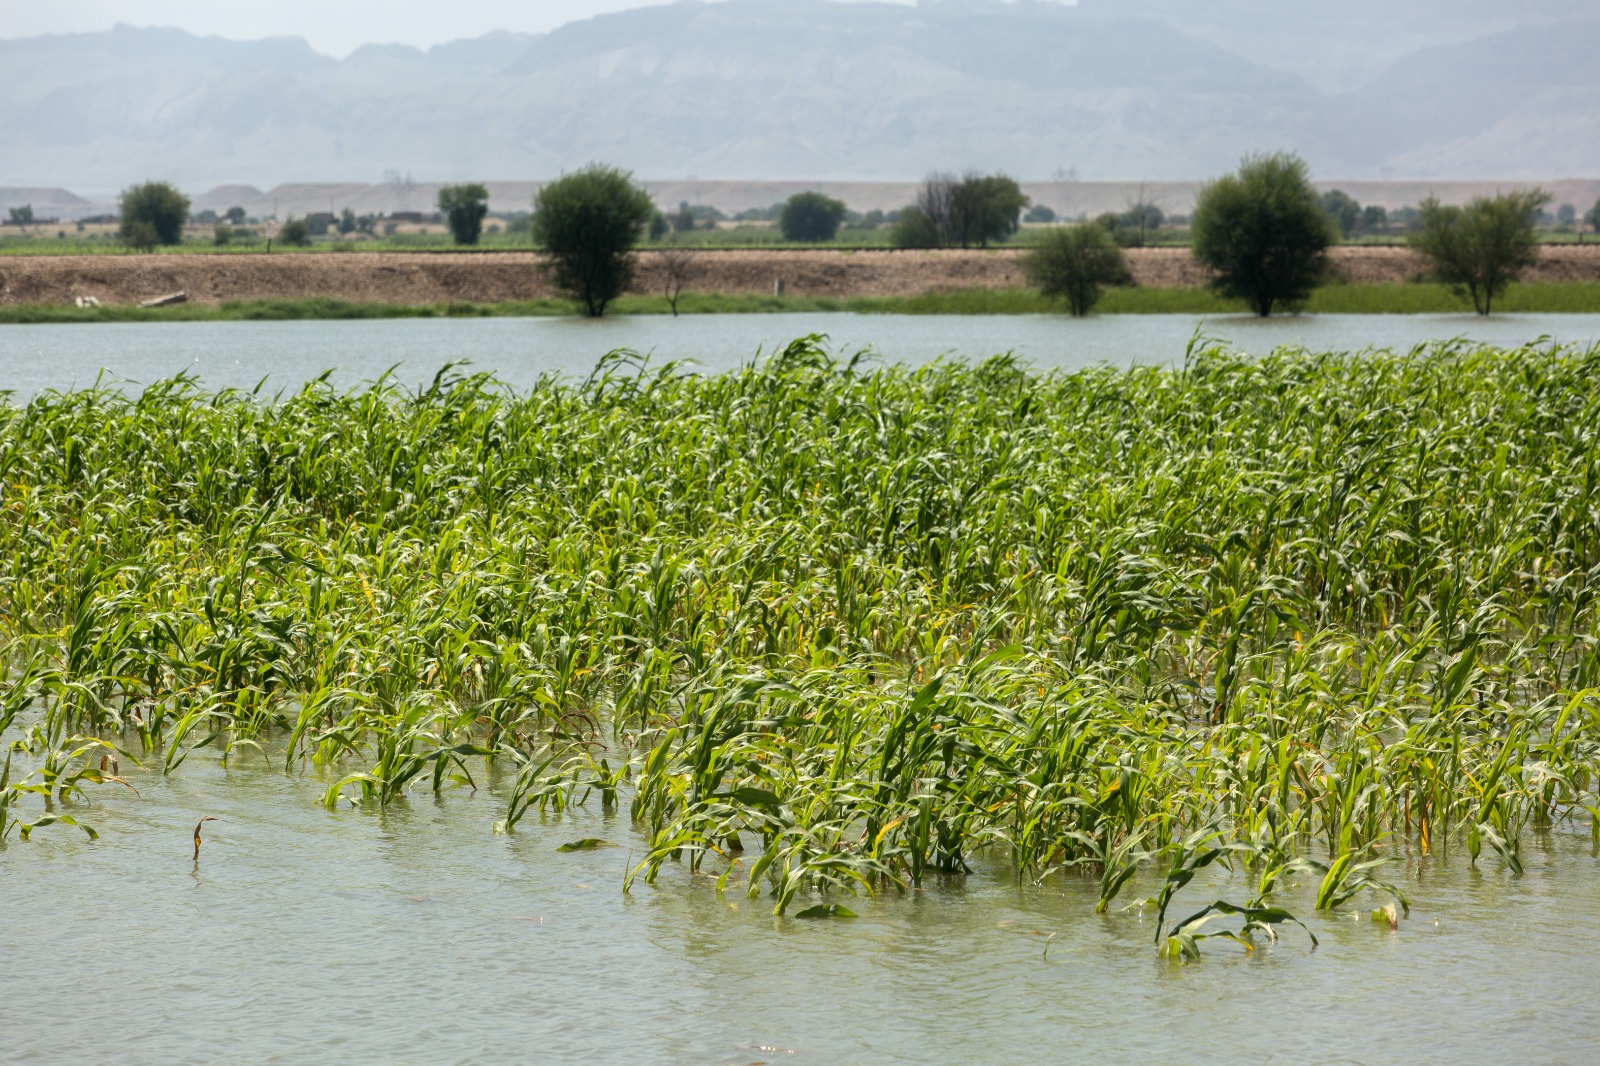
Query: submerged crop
[{"left": 2, "top": 337, "right": 1598, "bottom": 953}]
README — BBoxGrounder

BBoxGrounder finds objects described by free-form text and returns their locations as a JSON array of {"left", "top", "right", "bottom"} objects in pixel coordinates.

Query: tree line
[{"left": 108, "top": 160, "right": 1570, "bottom": 318}]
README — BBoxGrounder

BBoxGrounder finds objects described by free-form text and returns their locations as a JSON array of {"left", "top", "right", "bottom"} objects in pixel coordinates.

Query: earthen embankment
[{"left": 3, "top": 246, "right": 1599, "bottom": 307}]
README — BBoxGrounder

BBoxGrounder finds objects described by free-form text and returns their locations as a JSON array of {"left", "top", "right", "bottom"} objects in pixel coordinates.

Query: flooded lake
[
  {"left": 4, "top": 752, "right": 1598, "bottom": 1065},
  {"left": 1, "top": 311, "right": 1599, "bottom": 395}
]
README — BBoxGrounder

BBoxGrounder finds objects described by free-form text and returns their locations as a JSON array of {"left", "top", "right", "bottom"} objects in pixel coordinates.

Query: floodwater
[
  {"left": 2, "top": 753, "right": 1596, "bottom": 1064},
  {"left": 0, "top": 312, "right": 1598, "bottom": 395},
  {"left": 6, "top": 312, "right": 1600, "bottom": 1063}
]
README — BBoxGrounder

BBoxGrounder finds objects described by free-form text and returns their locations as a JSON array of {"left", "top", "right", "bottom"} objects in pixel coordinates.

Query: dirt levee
[{"left": 4, "top": 246, "right": 1600, "bottom": 307}]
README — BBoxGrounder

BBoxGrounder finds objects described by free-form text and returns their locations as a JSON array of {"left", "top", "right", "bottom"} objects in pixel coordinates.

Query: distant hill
[
  {"left": 1080, "top": 0, "right": 1595, "bottom": 90},
  {"left": 0, "top": 1, "right": 1595, "bottom": 192}
]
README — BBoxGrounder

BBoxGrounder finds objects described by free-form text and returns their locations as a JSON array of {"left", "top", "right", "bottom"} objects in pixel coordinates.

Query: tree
[
  {"left": 122, "top": 221, "right": 159, "bottom": 252},
  {"left": 1117, "top": 184, "right": 1166, "bottom": 247},
  {"left": 7, "top": 204, "right": 33, "bottom": 233},
  {"left": 672, "top": 201, "right": 697, "bottom": 234},
  {"left": 778, "top": 191, "right": 847, "bottom": 242},
  {"left": 279, "top": 218, "right": 311, "bottom": 247},
  {"left": 891, "top": 172, "right": 1029, "bottom": 248},
  {"left": 1118, "top": 202, "right": 1165, "bottom": 247},
  {"left": 532, "top": 164, "right": 656, "bottom": 317},
  {"left": 1024, "top": 204, "right": 1056, "bottom": 224},
  {"left": 1408, "top": 189, "right": 1549, "bottom": 315},
  {"left": 225, "top": 206, "right": 247, "bottom": 225},
  {"left": 655, "top": 242, "right": 700, "bottom": 316},
  {"left": 889, "top": 205, "right": 942, "bottom": 249},
  {"left": 339, "top": 208, "right": 358, "bottom": 235},
  {"left": 1361, "top": 204, "right": 1388, "bottom": 234},
  {"left": 438, "top": 183, "right": 490, "bottom": 245},
  {"left": 1022, "top": 223, "right": 1130, "bottom": 316},
  {"left": 212, "top": 223, "right": 233, "bottom": 247},
  {"left": 951, "top": 173, "right": 1028, "bottom": 247},
  {"left": 1191, "top": 153, "right": 1333, "bottom": 317},
  {"left": 119, "top": 181, "right": 190, "bottom": 247},
  {"left": 1556, "top": 203, "right": 1577, "bottom": 228},
  {"left": 1320, "top": 189, "right": 1361, "bottom": 240}
]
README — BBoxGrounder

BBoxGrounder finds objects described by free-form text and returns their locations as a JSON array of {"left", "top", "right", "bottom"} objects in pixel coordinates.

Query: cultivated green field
[{"left": 3, "top": 340, "right": 1598, "bottom": 952}]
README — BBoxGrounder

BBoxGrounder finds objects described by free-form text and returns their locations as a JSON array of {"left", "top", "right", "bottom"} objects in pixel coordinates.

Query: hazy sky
[{"left": 0, "top": 0, "right": 934, "bottom": 57}]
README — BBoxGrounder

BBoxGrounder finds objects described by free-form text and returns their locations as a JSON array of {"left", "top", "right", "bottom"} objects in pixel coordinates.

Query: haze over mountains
[{"left": 1, "top": 0, "right": 1596, "bottom": 194}]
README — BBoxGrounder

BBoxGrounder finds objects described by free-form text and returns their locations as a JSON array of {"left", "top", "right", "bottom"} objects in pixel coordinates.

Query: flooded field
[
  {"left": 5, "top": 754, "right": 1597, "bottom": 1065},
  {"left": 4, "top": 324, "right": 1599, "bottom": 1064}
]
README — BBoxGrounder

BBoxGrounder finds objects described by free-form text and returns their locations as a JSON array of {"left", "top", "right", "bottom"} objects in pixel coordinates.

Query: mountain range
[{"left": 1, "top": 0, "right": 1596, "bottom": 193}]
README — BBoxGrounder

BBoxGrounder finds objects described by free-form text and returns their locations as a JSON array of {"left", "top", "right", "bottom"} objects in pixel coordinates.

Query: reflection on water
[
  {"left": 4, "top": 753, "right": 1598, "bottom": 1064},
  {"left": 1, "top": 312, "right": 1599, "bottom": 396}
]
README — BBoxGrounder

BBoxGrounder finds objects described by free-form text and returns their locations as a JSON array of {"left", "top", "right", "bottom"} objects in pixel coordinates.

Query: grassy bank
[
  {"left": 6, "top": 281, "right": 1600, "bottom": 323},
  {"left": 4, "top": 339, "right": 1599, "bottom": 954}
]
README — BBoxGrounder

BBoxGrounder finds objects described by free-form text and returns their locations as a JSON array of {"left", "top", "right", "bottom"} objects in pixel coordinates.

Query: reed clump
[{"left": 3, "top": 338, "right": 1599, "bottom": 948}]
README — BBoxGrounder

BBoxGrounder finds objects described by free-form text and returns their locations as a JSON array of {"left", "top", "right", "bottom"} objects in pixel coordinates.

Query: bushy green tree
[
  {"left": 889, "top": 205, "right": 942, "bottom": 249},
  {"left": 438, "top": 183, "right": 490, "bottom": 245},
  {"left": 122, "top": 221, "right": 159, "bottom": 252},
  {"left": 778, "top": 191, "right": 848, "bottom": 242},
  {"left": 672, "top": 201, "right": 697, "bottom": 234},
  {"left": 1191, "top": 153, "right": 1333, "bottom": 317},
  {"left": 1119, "top": 202, "right": 1164, "bottom": 247},
  {"left": 8, "top": 204, "right": 34, "bottom": 228},
  {"left": 279, "top": 218, "right": 311, "bottom": 247},
  {"left": 119, "top": 181, "right": 190, "bottom": 248},
  {"left": 1022, "top": 223, "right": 1130, "bottom": 316},
  {"left": 892, "top": 172, "right": 1028, "bottom": 249},
  {"left": 951, "top": 173, "right": 1028, "bottom": 247},
  {"left": 225, "top": 206, "right": 247, "bottom": 225},
  {"left": 532, "top": 165, "right": 655, "bottom": 317},
  {"left": 1320, "top": 189, "right": 1361, "bottom": 239},
  {"left": 1409, "top": 189, "right": 1549, "bottom": 315}
]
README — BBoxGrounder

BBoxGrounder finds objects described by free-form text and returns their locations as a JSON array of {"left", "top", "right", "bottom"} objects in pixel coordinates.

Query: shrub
[
  {"left": 532, "top": 164, "right": 656, "bottom": 317},
  {"left": 1408, "top": 189, "right": 1550, "bottom": 315},
  {"left": 1191, "top": 153, "right": 1333, "bottom": 317},
  {"left": 1022, "top": 224, "right": 1130, "bottom": 316},
  {"left": 778, "top": 191, "right": 848, "bottom": 243}
]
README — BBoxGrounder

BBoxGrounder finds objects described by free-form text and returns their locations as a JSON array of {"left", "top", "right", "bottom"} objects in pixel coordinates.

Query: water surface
[
  {"left": 1, "top": 312, "right": 1598, "bottom": 395},
  {"left": 3, "top": 755, "right": 1596, "bottom": 1065}
]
